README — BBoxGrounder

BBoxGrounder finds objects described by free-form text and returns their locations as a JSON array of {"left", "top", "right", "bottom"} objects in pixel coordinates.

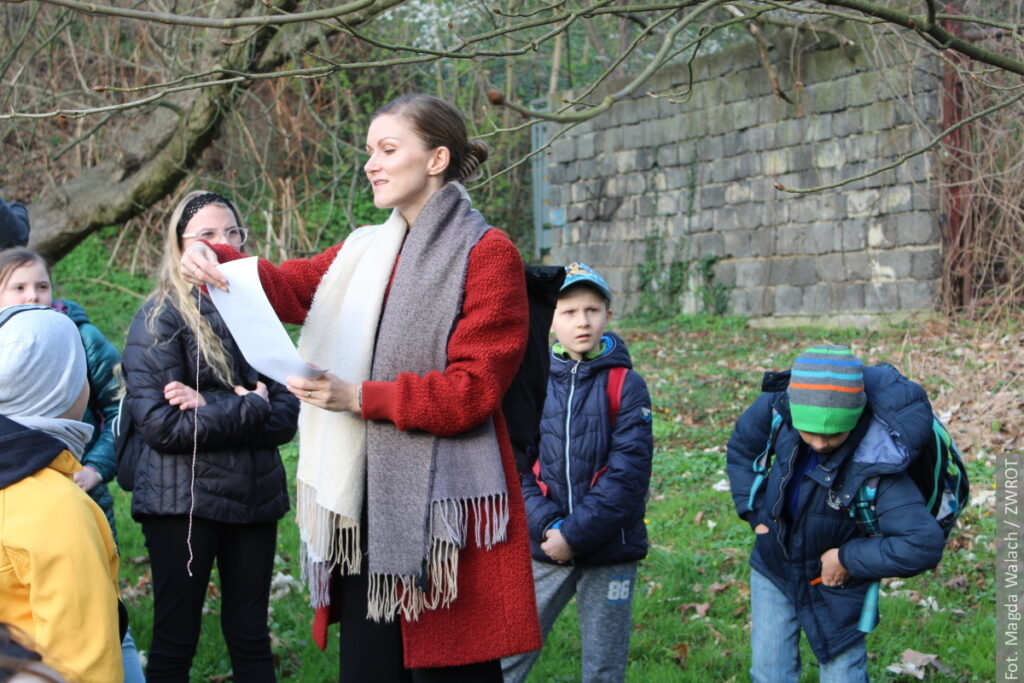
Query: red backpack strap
[
  {"left": 606, "top": 366, "right": 628, "bottom": 428},
  {"left": 602, "top": 368, "right": 626, "bottom": 428},
  {"left": 588, "top": 367, "right": 629, "bottom": 490},
  {"left": 532, "top": 459, "right": 549, "bottom": 497}
]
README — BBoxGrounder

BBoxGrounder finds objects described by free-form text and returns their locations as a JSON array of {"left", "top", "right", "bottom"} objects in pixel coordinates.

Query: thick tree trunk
[
  {"left": 28, "top": 94, "right": 232, "bottom": 260},
  {"left": 26, "top": 0, "right": 402, "bottom": 261}
]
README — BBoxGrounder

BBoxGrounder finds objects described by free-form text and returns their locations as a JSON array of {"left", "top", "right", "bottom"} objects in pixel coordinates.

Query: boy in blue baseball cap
[{"left": 503, "top": 262, "right": 654, "bottom": 681}]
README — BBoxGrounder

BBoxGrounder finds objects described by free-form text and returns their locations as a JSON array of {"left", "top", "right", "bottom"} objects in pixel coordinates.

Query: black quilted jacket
[{"left": 120, "top": 296, "right": 298, "bottom": 524}]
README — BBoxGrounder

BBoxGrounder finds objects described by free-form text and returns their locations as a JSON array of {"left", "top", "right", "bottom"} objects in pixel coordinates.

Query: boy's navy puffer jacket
[
  {"left": 726, "top": 363, "right": 946, "bottom": 663},
  {"left": 121, "top": 296, "right": 298, "bottom": 524},
  {"left": 521, "top": 332, "right": 653, "bottom": 567}
]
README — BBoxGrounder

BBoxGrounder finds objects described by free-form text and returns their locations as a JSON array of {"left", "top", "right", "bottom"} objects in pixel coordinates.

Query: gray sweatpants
[{"left": 502, "top": 559, "right": 638, "bottom": 683}]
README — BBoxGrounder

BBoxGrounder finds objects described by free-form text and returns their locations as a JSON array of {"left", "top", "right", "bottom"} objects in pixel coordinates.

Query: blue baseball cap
[{"left": 561, "top": 262, "right": 612, "bottom": 303}]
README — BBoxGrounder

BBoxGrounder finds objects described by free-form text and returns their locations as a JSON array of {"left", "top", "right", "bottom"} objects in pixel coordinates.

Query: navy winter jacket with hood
[
  {"left": 521, "top": 331, "right": 653, "bottom": 567},
  {"left": 726, "top": 363, "right": 946, "bottom": 663}
]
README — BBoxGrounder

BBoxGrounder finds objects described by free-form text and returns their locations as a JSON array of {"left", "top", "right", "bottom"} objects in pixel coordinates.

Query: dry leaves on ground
[
  {"left": 679, "top": 602, "right": 711, "bottom": 619},
  {"left": 885, "top": 648, "right": 953, "bottom": 679},
  {"left": 862, "top": 320, "right": 1023, "bottom": 458}
]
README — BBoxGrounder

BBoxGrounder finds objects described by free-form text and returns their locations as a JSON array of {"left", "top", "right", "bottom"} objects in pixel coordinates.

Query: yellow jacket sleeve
[{"left": 1, "top": 457, "right": 122, "bottom": 683}]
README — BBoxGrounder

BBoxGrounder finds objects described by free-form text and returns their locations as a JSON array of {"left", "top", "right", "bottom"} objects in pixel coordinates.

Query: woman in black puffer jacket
[{"left": 120, "top": 190, "right": 299, "bottom": 683}]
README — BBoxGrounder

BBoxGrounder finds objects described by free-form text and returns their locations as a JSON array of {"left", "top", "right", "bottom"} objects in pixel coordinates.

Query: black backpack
[
  {"left": 112, "top": 393, "right": 140, "bottom": 491},
  {"left": 502, "top": 265, "right": 565, "bottom": 474}
]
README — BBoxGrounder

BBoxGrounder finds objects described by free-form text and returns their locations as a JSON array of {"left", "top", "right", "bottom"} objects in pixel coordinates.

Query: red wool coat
[{"left": 211, "top": 228, "right": 542, "bottom": 668}]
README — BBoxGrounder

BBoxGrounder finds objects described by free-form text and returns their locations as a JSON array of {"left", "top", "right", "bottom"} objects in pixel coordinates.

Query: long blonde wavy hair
[{"left": 146, "top": 190, "right": 242, "bottom": 388}]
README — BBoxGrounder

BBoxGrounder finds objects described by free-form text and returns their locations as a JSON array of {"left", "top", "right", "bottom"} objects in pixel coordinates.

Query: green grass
[
  {"left": 112, "top": 444, "right": 340, "bottom": 682},
  {"left": 526, "top": 315, "right": 996, "bottom": 682},
  {"left": 109, "top": 313, "right": 998, "bottom": 682},
  {"left": 53, "top": 234, "right": 997, "bottom": 681},
  {"left": 50, "top": 225, "right": 155, "bottom": 346}
]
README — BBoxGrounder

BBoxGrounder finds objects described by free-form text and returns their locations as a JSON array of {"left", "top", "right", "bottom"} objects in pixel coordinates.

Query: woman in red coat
[{"left": 182, "top": 94, "right": 540, "bottom": 681}]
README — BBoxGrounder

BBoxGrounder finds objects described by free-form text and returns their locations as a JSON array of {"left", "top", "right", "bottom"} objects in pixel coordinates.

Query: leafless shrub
[{"left": 936, "top": 3, "right": 1024, "bottom": 322}]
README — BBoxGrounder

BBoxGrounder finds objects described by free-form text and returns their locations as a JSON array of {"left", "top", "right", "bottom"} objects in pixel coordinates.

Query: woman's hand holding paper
[
  {"left": 286, "top": 372, "right": 360, "bottom": 414},
  {"left": 181, "top": 242, "right": 229, "bottom": 291}
]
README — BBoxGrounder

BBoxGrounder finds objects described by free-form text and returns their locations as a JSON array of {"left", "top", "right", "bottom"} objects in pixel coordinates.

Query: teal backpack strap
[
  {"left": 927, "top": 418, "right": 947, "bottom": 513},
  {"left": 850, "top": 475, "right": 881, "bottom": 537},
  {"left": 849, "top": 475, "right": 881, "bottom": 633},
  {"left": 747, "top": 410, "right": 783, "bottom": 512},
  {"left": 930, "top": 416, "right": 968, "bottom": 522}
]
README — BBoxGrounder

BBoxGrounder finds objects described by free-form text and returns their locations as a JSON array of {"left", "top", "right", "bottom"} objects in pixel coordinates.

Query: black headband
[{"left": 176, "top": 192, "right": 238, "bottom": 241}]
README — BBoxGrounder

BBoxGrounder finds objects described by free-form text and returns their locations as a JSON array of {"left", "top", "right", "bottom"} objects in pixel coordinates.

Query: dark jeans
[
  {"left": 337, "top": 538, "right": 502, "bottom": 682},
  {"left": 141, "top": 515, "right": 278, "bottom": 683}
]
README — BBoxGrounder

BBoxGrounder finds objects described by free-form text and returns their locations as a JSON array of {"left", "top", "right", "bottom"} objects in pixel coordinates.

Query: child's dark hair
[
  {"left": 372, "top": 94, "right": 489, "bottom": 183},
  {"left": 0, "top": 247, "right": 48, "bottom": 290}
]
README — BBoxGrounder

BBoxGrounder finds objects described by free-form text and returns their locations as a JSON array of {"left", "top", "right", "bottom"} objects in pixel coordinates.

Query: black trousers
[
  {"left": 337, "top": 566, "right": 502, "bottom": 683},
  {"left": 140, "top": 515, "right": 278, "bottom": 683},
  {"left": 336, "top": 518, "right": 502, "bottom": 683}
]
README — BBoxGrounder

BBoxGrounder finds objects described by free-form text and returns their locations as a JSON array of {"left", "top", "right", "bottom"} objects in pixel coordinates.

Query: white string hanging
[{"left": 185, "top": 285, "right": 203, "bottom": 577}]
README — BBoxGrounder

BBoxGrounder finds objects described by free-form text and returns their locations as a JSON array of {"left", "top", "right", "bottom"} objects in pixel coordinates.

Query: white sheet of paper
[{"left": 207, "top": 257, "right": 320, "bottom": 386}]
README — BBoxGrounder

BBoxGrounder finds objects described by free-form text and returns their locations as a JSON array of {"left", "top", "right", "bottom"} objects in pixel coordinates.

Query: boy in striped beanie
[
  {"left": 725, "top": 344, "right": 945, "bottom": 681},
  {"left": 788, "top": 344, "right": 866, "bottom": 452}
]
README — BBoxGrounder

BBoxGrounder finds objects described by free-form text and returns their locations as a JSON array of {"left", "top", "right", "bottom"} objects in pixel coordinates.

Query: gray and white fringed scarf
[{"left": 296, "top": 183, "right": 509, "bottom": 621}]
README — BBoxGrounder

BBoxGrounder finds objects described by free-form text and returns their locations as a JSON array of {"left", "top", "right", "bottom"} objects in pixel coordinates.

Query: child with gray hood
[{"left": 0, "top": 304, "right": 123, "bottom": 682}]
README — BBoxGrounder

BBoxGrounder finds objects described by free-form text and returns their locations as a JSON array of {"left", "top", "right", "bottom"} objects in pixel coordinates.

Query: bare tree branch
[
  {"left": 750, "top": 12, "right": 856, "bottom": 47},
  {"left": 559, "top": 7, "right": 681, "bottom": 112},
  {"left": 934, "top": 13, "right": 1024, "bottom": 33},
  {"left": 493, "top": 0, "right": 731, "bottom": 122},
  {"left": 3, "top": 0, "right": 377, "bottom": 29},
  {"left": 819, "top": 0, "right": 1024, "bottom": 75},
  {"left": 4, "top": 0, "right": 1023, "bottom": 284},
  {"left": 724, "top": 3, "right": 792, "bottom": 102},
  {"left": 4, "top": 0, "right": 618, "bottom": 119},
  {"left": 332, "top": 0, "right": 614, "bottom": 60},
  {"left": 21, "top": 0, "right": 408, "bottom": 258},
  {"left": 775, "top": 90, "right": 1024, "bottom": 194}
]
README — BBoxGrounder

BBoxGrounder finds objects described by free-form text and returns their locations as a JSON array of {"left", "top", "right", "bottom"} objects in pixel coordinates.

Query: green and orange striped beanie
[{"left": 787, "top": 345, "right": 866, "bottom": 434}]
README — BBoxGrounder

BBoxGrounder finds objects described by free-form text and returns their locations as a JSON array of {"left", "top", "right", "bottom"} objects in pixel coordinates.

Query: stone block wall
[{"left": 544, "top": 32, "right": 942, "bottom": 320}]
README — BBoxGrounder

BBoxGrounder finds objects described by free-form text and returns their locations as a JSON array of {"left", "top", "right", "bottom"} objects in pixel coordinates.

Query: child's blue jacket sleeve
[
  {"left": 558, "top": 371, "right": 654, "bottom": 554},
  {"left": 838, "top": 474, "right": 945, "bottom": 579},
  {"left": 725, "top": 392, "right": 775, "bottom": 526}
]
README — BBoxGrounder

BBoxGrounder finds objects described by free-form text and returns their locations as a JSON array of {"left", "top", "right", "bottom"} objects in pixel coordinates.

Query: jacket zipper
[
  {"left": 770, "top": 441, "right": 798, "bottom": 559},
  {"left": 564, "top": 360, "right": 580, "bottom": 513}
]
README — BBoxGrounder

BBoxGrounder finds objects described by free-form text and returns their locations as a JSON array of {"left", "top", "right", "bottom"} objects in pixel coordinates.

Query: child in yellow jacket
[{"left": 0, "top": 304, "right": 122, "bottom": 683}]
